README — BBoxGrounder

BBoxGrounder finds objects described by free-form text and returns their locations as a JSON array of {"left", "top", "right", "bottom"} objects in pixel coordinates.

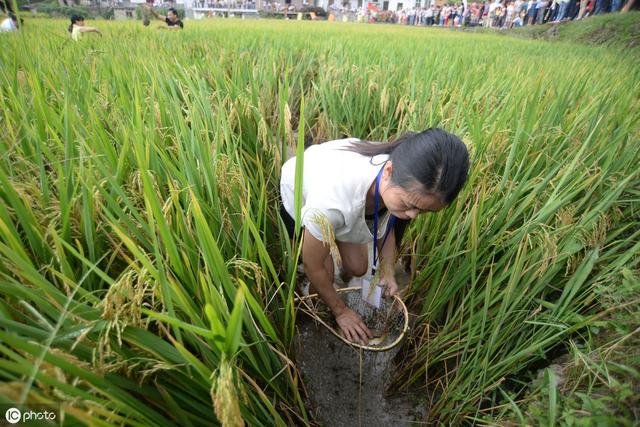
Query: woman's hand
[
  {"left": 380, "top": 274, "right": 398, "bottom": 297},
  {"left": 335, "top": 306, "right": 372, "bottom": 345}
]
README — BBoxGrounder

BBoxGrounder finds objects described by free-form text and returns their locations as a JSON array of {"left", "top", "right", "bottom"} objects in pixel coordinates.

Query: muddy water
[{"left": 294, "top": 263, "right": 426, "bottom": 426}]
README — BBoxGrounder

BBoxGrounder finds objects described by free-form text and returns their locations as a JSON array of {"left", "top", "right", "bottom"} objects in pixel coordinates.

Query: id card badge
[{"left": 361, "top": 278, "right": 382, "bottom": 308}]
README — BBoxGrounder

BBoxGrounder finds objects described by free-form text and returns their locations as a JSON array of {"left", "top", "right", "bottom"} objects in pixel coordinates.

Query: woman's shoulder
[{"left": 303, "top": 137, "right": 362, "bottom": 161}]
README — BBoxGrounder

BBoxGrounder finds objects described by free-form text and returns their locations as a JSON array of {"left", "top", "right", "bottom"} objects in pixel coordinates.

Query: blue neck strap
[{"left": 372, "top": 165, "right": 397, "bottom": 274}]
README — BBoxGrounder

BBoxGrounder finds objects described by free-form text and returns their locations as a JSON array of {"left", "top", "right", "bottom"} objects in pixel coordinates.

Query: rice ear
[
  {"left": 310, "top": 211, "right": 342, "bottom": 268},
  {"left": 211, "top": 357, "right": 245, "bottom": 427}
]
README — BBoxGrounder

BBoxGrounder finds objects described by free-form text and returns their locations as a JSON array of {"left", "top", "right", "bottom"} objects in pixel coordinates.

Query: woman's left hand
[{"left": 380, "top": 275, "right": 398, "bottom": 297}]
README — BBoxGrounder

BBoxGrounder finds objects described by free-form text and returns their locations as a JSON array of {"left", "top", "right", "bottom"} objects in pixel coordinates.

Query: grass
[
  {"left": 489, "top": 268, "right": 640, "bottom": 426},
  {"left": 470, "top": 11, "right": 640, "bottom": 51},
  {"left": 0, "top": 18, "right": 638, "bottom": 425}
]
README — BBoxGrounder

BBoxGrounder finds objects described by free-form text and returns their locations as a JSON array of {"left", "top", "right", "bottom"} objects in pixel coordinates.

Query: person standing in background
[
  {"left": 426, "top": 5, "right": 435, "bottom": 25},
  {"left": 0, "top": 12, "right": 18, "bottom": 32},
  {"left": 482, "top": 0, "right": 490, "bottom": 25},
  {"left": 535, "top": 0, "right": 549, "bottom": 23},
  {"left": 504, "top": 2, "right": 515, "bottom": 27},
  {"left": 525, "top": 0, "right": 537, "bottom": 24},
  {"left": 144, "top": 6, "right": 184, "bottom": 29},
  {"left": 554, "top": 0, "right": 570, "bottom": 20},
  {"left": 68, "top": 15, "right": 101, "bottom": 40}
]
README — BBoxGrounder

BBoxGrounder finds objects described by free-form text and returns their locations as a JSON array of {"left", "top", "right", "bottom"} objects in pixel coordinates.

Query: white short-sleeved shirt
[
  {"left": 0, "top": 18, "right": 17, "bottom": 32},
  {"left": 280, "top": 138, "right": 393, "bottom": 245}
]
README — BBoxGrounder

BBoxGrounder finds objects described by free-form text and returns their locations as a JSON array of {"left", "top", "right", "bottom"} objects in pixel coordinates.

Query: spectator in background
[
  {"left": 535, "top": 0, "right": 549, "bottom": 23},
  {"left": 576, "top": 0, "right": 589, "bottom": 17},
  {"left": 145, "top": 6, "right": 184, "bottom": 29},
  {"left": 513, "top": 9, "right": 525, "bottom": 24},
  {"left": 488, "top": 0, "right": 502, "bottom": 27},
  {"left": 425, "top": 5, "right": 435, "bottom": 25},
  {"left": 475, "top": 2, "right": 484, "bottom": 23},
  {"left": 68, "top": 15, "right": 101, "bottom": 40},
  {"left": 0, "top": 12, "right": 18, "bottom": 32},
  {"left": 504, "top": 2, "right": 515, "bottom": 27},
  {"left": 586, "top": 0, "right": 594, "bottom": 14},
  {"left": 496, "top": 1, "right": 506, "bottom": 26},
  {"left": 434, "top": 5, "right": 442, "bottom": 25},
  {"left": 469, "top": 2, "right": 480, "bottom": 25},
  {"left": 483, "top": 1, "right": 491, "bottom": 26},
  {"left": 526, "top": 0, "right": 537, "bottom": 24},
  {"left": 462, "top": 4, "right": 471, "bottom": 25},
  {"left": 554, "top": 0, "right": 570, "bottom": 20},
  {"left": 594, "top": 0, "right": 607, "bottom": 13}
]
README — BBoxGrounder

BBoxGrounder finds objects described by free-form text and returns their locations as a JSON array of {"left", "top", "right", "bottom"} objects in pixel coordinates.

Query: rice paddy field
[{"left": 0, "top": 17, "right": 639, "bottom": 425}]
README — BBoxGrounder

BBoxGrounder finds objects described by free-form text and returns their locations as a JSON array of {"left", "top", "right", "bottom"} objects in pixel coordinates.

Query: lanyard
[{"left": 372, "top": 165, "right": 397, "bottom": 274}]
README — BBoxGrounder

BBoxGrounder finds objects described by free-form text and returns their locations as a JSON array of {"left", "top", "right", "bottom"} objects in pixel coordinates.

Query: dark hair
[
  {"left": 68, "top": 14, "right": 84, "bottom": 33},
  {"left": 346, "top": 128, "right": 469, "bottom": 205},
  {"left": 167, "top": 7, "right": 178, "bottom": 15},
  {"left": 345, "top": 129, "right": 469, "bottom": 248}
]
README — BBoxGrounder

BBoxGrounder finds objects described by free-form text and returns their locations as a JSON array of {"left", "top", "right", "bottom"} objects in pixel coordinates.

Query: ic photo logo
[
  {"left": 4, "top": 406, "right": 57, "bottom": 424},
  {"left": 4, "top": 408, "right": 21, "bottom": 424}
]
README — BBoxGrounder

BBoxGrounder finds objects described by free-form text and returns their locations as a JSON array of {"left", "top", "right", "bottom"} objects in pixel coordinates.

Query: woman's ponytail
[{"left": 344, "top": 132, "right": 416, "bottom": 157}]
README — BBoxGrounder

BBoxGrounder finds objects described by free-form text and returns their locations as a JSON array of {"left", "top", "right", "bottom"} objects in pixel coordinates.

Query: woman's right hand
[{"left": 335, "top": 307, "right": 372, "bottom": 345}]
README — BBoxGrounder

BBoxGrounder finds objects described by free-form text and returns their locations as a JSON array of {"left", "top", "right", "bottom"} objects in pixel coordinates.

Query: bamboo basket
[{"left": 297, "top": 286, "right": 409, "bottom": 352}]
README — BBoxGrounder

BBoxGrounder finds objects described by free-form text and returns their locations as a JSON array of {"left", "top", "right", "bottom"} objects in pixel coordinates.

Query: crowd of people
[
  {"left": 326, "top": 0, "right": 628, "bottom": 27},
  {"left": 193, "top": 0, "right": 257, "bottom": 9},
  {"left": 263, "top": 1, "right": 299, "bottom": 11}
]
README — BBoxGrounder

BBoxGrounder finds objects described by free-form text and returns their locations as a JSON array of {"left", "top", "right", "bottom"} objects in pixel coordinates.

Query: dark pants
[
  {"left": 595, "top": 0, "right": 610, "bottom": 13},
  {"left": 280, "top": 204, "right": 297, "bottom": 239}
]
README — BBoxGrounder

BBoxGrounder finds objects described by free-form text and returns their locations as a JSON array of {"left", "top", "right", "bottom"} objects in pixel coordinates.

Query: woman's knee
[
  {"left": 340, "top": 247, "right": 368, "bottom": 277},
  {"left": 344, "top": 261, "right": 368, "bottom": 278}
]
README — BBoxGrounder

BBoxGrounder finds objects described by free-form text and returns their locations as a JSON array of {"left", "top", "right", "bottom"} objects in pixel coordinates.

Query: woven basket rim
[{"left": 297, "top": 286, "right": 409, "bottom": 352}]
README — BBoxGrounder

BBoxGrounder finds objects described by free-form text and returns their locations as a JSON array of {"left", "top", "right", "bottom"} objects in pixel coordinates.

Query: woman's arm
[
  {"left": 80, "top": 27, "right": 101, "bottom": 34},
  {"left": 378, "top": 227, "right": 398, "bottom": 297},
  {"left": 302, "top": 229, "right": 372, "bottom": 344}
]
